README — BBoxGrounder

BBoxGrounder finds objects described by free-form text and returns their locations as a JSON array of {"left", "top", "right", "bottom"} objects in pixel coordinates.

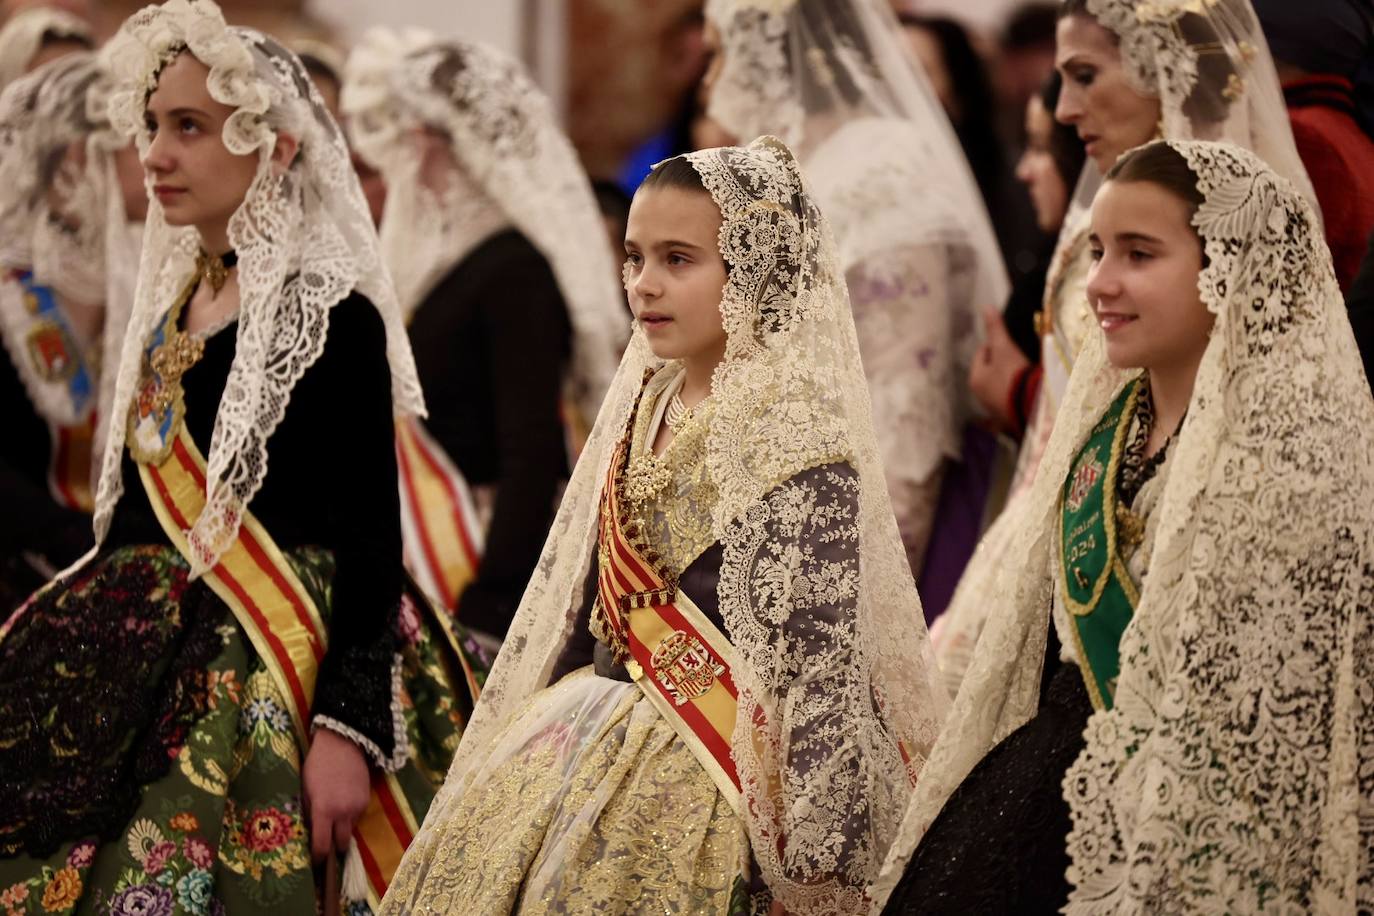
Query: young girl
[
  {"left": 931, "top": 0, "right": 1319, "bottom": 696},
  {"left": 0, "top": 2, "right": 477, "bottom": 911},
  {"left": 876, "top": 139, "right": 1374, "bottom": 913},
  {"left": 380, "top": 137, "right": 947, "bottom": 916},
  {"left": 342, "top": 31, "right": 628, "bottom": 640}
]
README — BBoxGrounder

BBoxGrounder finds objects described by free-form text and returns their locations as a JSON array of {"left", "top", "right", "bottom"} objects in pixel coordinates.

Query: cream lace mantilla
[
  {"left": 96, "top": 0, "right": 424, "bottom": 575},
  {"left": 390, "top": 138, "right": 947, "bottom": 916},
  {"left": 875, "top": 140, "right": 1374, "bottom": 912}
]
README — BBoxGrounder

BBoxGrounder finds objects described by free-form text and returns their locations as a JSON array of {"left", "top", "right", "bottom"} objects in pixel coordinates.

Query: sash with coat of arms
[
  {"left": 0, "top": 269, "right": 97, "bottom": 510},
  {"left": 1057, "top": 379, "right": 1143, "bottom": 710},
  {"left": 592, "top": 425, "right": 744, "bottom": 812}
]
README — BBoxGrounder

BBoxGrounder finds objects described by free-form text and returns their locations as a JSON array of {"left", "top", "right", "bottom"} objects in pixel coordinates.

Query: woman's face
[
  {"left": 1015, "top": 95, "right": 1070, "bottom": 232},
  {"left": 1054, "top": 14, "right": 1161, "bottom": 173},
  {"left": 1087, "top": 179, "right": 1212, "bottom": 373},
  {"left": 142, "top": 53, "right": 259, "bottom": 240},
  {"left": 623, "top": 185, "right": 729, "bottom": 368}
]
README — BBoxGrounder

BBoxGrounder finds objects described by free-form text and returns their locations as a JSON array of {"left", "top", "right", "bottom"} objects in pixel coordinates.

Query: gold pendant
[{"left": 195, "top": 250, "right": 229, "bottom": 294}]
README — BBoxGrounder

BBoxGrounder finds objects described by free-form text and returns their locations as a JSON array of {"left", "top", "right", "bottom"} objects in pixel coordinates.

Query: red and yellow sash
[
  {"left": 595, "top": 439, "right": 743, "bottom": 811},
  {"left": 395, "top": 416, "right": 483, "bottom": 614},
  {"left": 49, "top": 417, "right": 95, "bottom": 511},
  {"left": 137, "top": 423, "right": 426, "bottom": 908}
]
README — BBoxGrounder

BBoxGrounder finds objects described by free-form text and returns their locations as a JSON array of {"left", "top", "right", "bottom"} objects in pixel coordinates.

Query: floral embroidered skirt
[
  {"left": 380, "top": 670, "right": 761, "bottom": 915},
  {"left": 0, "top": 544, "right": 480, "bottom": 915}
]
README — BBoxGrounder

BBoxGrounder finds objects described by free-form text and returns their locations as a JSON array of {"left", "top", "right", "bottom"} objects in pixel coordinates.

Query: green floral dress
[{"left": 0, "top": 544, "right": 485, "bottom": 915}]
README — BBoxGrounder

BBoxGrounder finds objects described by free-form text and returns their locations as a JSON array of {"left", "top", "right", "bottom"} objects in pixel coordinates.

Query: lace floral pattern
[
  {"left": 398, "top": 137, "right": 947, "bottom": 916},
  {"left": 876, "top": 141, "right": 1374, "bottom": 912},
  {"left": 96, "top": 2, "right": 425, "bottom": 575},
  {"left": 0, "top": 546, "right": 229, "bottom": 859},
  {"left": 342, "top": 30, "right": 626, "bottom": 424},
  {"left": 702, "top": 2, "right": 1007, "bottom": 574}
]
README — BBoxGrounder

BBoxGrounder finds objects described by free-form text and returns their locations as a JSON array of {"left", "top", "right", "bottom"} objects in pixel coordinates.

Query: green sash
[{"left": 1058, "top": 379, "right": 1142, "bottom": 710}]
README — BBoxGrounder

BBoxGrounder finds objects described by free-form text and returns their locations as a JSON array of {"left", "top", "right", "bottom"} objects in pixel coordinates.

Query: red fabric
[{"left": 1285, "top": 76, "right": 1374, "bottom": 292}]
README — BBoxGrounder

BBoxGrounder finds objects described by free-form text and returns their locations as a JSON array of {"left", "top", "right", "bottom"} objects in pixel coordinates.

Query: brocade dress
[
  {"left": 381, "top": 365, "right": 865, "bottom": 914},
  {"left": 0, "top": 291, "right": 480, "bottom": 915}
]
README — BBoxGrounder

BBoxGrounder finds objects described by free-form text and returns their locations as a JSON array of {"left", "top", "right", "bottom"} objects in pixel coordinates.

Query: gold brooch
[
  {"left": 623, "top": 454, "right": 671, "bottom": 506},
  {"left": 195, "top": 250, "right": 231, "bottom": 294},
  {"left": 149, "top": 330, "right": 205, "bottom": 412},
  {"left": 1116, "top": 503, "right": 1145, "bottom": 550}
]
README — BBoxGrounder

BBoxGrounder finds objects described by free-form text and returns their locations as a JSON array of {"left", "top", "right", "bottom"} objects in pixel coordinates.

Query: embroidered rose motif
[
  {"left": 109, "top": 883, "right": 173, "bottom": 916},
  {"left": 143, "top": 841, "right": 177, "bottom": 876},
  {"left": 242, "top": 808, "right": 294, "bottom": 853},
  {"left": 0, "top": 883, "right": 29, "bottom": 908},
  {"left": 66, "top": 840, "right": 96, "bottom": 868},
  {"left": 40, "top": 867, "right": 82, "bottom": 911},
  {"left": 174, "top": 869, "right": 213, "bottom": 915},
  {"left": 183, "top": 836, "right": 214, "bottom": 870}
]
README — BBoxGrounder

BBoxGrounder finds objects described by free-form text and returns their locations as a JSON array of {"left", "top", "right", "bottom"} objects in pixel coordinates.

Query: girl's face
[
  {"left": 1087, "top": 179, "right": 1213, "bottom": 373},
  {"left": 1054, "top": 14, "right": 1161, "bottom": 174},
  {"left": 623, "top": 185, "right": 729, "bottom": 369},
  {"left": 1015, "top": 95, "right": 1070, "bottom": 233},
  {"left": 142, "top": 53, "right": 260, "bottom": 240}
]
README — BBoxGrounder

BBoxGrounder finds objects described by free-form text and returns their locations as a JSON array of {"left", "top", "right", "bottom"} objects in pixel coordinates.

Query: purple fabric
[{"left": 916, "top": 425, "right": 999, "bottom": 624}]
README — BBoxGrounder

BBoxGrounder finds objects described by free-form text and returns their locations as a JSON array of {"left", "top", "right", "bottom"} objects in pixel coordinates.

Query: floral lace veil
[
  {"left": 396, "top": 137, "right": 949, "bottom": 916},
  {"left": 872, "top": 139, "right": 1374, "bottom": 912},
  {"left": 93, "top": 0, "right": 424, "bottom": 576}
]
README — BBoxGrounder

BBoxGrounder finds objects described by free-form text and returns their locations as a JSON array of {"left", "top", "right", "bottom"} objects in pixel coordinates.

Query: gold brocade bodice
[
  {"left": 590, "top": 366, "right": 719, "bottom": 654},
  {"left": 621, "top": 366, "right": 718, "bottom": 577}
]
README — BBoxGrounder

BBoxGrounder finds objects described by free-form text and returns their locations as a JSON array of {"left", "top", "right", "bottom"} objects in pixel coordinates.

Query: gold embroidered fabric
[
  {"left": 623, "top": 366, "right": 719, "bottom": 577},
  {"left": 400, "top": 138, "right": 947, "bottom": 916},
  {"left": 378, "top": 674, "right": 751, "bottom": 914}
]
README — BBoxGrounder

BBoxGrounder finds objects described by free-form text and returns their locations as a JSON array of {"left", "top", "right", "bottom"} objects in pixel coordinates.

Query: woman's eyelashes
[
  {"left": 1068, "top": 66, "right": 1095, "bottom": 87},
  {"left": 143, "top": 114, "right": 204, "bottom": 138}
]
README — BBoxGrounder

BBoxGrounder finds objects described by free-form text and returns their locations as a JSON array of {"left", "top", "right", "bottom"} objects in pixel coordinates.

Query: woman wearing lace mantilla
[
  {"left": 0, "top": 2, "right": 480, "bottom": 911},
  {"left": 700, "top": 0, "right": 1009, "bottom": 579},
  {"left": 874, "top": 139, "right": 1374, "bottom": 913},
  {"left": 341, "top": 30, "right": 627, "bottom": 641},
  {"left": 0, "top": 44, "right": 129, "bottom": 610},
  {"left": 931, "top": 0, "right": 1319, "bottom": 698},
  {"left": 379, "top": 137, "right": 947, "bottom": 916}
]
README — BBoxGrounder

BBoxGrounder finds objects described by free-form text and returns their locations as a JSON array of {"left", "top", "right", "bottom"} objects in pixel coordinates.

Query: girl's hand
[{"left": 302, "top": 727, "right": 371, "bottom": 863}]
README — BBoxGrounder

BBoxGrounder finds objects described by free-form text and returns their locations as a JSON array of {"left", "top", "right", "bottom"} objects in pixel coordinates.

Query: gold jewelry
[
  {"left": 195, "top": 249, "right": 237, "bottom": 295},
  {"left": 149, "top": 329, "right": 204, "bottom": 413}
]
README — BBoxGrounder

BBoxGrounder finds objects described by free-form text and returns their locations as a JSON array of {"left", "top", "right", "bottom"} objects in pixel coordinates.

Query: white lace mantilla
[
  {"left": 342, "top": 29, "right": 626, "bottom": 425},
  {"left": 96, "top": 0, "right": 424, "bottom": 576}
]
